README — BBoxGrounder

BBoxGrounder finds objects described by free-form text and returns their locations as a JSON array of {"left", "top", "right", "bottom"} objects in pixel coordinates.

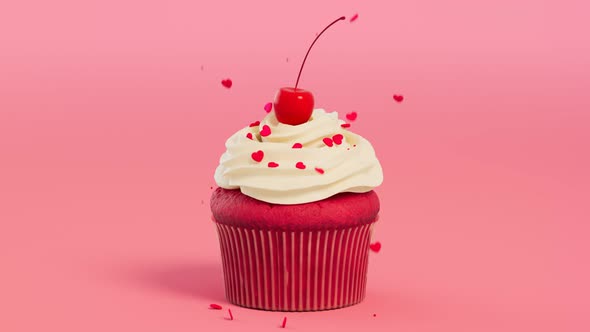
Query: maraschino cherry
[{"left": 273, "top": 16, "right": 346, "bottom": 125}]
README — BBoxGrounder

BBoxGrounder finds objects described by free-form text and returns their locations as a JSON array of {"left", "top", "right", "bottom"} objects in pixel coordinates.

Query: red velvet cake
[{"left": 210, "top": 17, "right": 384, "bottom": 311}]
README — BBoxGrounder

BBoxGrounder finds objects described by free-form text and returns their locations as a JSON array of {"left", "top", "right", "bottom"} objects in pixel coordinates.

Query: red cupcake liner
[{"left": 214, "top": 221, "right": 376, "bottom": 311}]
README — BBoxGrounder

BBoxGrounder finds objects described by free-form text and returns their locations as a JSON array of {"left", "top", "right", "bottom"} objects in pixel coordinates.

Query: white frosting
[{"left": 214, "top": 109, "right": 383, "bottom": 204}]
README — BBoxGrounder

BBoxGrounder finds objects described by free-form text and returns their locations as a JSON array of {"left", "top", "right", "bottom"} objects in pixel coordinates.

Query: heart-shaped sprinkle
[
  {"left": 296, "top": 162, "right": 306, "bottom": 169},
  {"left": 323, "top": 137, "right": 334, "bottom": 147},
  {"left": 209, "top": 304, "right": 222, "bottom": 310},
  {"left": 268, "top": 162, "right": 279, "bottom": 168},
  {"left": 292, "top": 143, "right": 303, "bottom": 149},
  {"left": 369, "top": 242, "right": 381, "bottom": 253},
  {"left": 332, "top": 134, "right": 343, "bottom": 145},
  {"left": 393, "top": 94, "right": 404, "bottom": 102},
  {"left": 315, "top": 167, "right": 325, "bottom": 174},
  {"left": 251, "top": 150, "right": 264, "bottom": 162},
  {"left": 341, "top": 123, "right": 351, "bottom": 128},
  {"left": 221, "top": 79, "right": 232, "bottom": 88},
  {"left": 246, "top": 132, "right": 253, "bottom": 140},
  {"left": 346, "top": 111, "right": 357, "bottom": 121},
  {"left": 264, "top": 102, "right": 272, "bottom": 113},
  {"left": 350, "top": 13, "right": 359, "bottom": 22},
  {"left": 260, "top": 124, "right": 271, "bottom": 137},
  {"left": 249, "top": 121, "right": 260, "bottom": 127}
]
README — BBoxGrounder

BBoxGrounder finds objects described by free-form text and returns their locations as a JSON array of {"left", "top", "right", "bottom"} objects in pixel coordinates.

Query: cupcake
[{"left": 210, "top": 16, "right": 383, "bottom": 311}]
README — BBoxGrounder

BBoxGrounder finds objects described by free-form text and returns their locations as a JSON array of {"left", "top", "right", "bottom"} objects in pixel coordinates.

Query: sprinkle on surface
[
  {"left": 221, "top": 79, "right": 232, "bottom": 89},
  {"left": 393, "top": 94, "right": 404, "bottom": 102},
  {"left": 251, "top": 150, "right": 264, "bottom": 162},
  {"left": 370, "top": 241, "right": 382, "bottom": 253},
  {"left": 296, "top": 162, "right": 306, "bottom": 170},
  {"left": 292, "top": 143, "right": 303, "bottom": 149},
  {"left": 260, "top": 125, "right": 271, "bottom": 137},
  {"left": 228, "top": 308, "right": 233, "bottom": 320},
  {"left": 268, "top": 162, "right": 279, "bottom": 168},
  {"left": 209, "top": 303, "right": 222, "bottom": 310},
  {"left": 346, "top": 111, "right": 357, "bottom": 121},
  {"left": 323, "top": 137, "right": 334, "bottom": 147},
  {"left": 249, "top": 121, "right": 260, "bottom": 127},
  {"left": 264, "top": 102, "right": 272, "bottom": 113},
  {"left": 246, "top": 132, "right": 253, "bottom": 140},
  {"left": 281, "top": 316, "right": 287, "bottom": 328},
  {"left": 350, "top": 13, "right": 359, "bottom": 22},
  {"left": 315, "top": 167, "right": 325, "bottom": 174}
]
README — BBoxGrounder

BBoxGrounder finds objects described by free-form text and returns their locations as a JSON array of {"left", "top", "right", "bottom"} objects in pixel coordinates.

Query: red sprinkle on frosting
[
  {"left": 292, "top": 143, "right": 303, "bottom": 149},
  {"left": 249, "top": 121, "right": 260, "bottom": 127},
  {"left": 268, "top": 162, "right": 279, "bottom": 168},
  {"left": 350, "top": 13, "right": 359, "bottom": 22},
  {"left": 246, "top": 132, "right": 253, "bottom": 140},
  {"left": 315, "top": 167, "right": 325, "bottom": 174},
  {"left": 260, "top": 125, "right": 271, "bottom": 137},
  {"left": 323, "top": 137, "right": 334, "bottom": 147},
  {"left": 209, "top": 304, "right": 222, "bottom": 310},
  {"left": 264, "top": 102, "right": 272, "bottom": 113},
  {"left": 221, "top": 79, "right": 232, "bottom": 89},
  {"left": 282, "top": 316, "right": 287, "bottom": 328},
  {"left": 251, "top": 150, "right": 264, "bottom": 162},
  {"left": 346, "top": 111, "right": 357, "bottom": 121},
  {"left": 296, "top": 162, "right": 306, "bottom": 169},
  {"left": 393, "top": 94, "right": 404, "bottom": 102},
  {"left": 332, "top": 134, "right": 343, "bottom": 145},
  {"left": 369, "top": 241, "right": 382, "bottom": 253},
  {"left": 341, "top": 123, "right": 351, "bottom": 128}
]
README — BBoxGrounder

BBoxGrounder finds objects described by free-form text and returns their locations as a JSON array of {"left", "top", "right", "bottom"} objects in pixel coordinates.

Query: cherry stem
[{"left": 294, "top": 16, "right": 346, "bottom": 89}]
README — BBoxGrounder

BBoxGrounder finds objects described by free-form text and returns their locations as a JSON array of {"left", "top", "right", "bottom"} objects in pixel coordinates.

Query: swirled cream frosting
[{"left": 214, "top": 109, "right": 383, "bottom": 204}]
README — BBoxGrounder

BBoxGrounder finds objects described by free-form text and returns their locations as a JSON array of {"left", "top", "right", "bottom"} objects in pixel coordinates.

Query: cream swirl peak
[{"left": 214, "top": 109, "right": 383, "bottom": 205}]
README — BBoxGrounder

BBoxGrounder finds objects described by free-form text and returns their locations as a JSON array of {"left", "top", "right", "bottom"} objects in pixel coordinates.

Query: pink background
[{"left": 1, "top": 0, "right": 589, "bottom": 331}]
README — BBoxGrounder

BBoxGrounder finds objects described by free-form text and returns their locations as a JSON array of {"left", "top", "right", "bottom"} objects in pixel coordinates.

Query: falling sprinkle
[
  {"left": 201, "top": 200, "right": 204, "bottom": 205},
  {"left": 249, "top": 121, "right": 260, "bottom": 127},
  {"left": 264, "top": 102, "right": 273, "bottom": 113},
  {"left": 209, "top": 303, "right": 222, "bottom": 310},
  {"left": 369, "top": 242, "right": 382, "bottom": 253},
  {"left": 332, "top": 134, "right": 343, "bottom": 145},
  {"left": 315, "top": 167, "right": 325, "bottom": 174},
  {"left": 292, "top": 143, "right": 303, "bottom": 149},
  {"left": 341, "top": 123, "right": 351, "bottom": 128},
  {"left": 251, "top": 150, "right": 264, "bottom": 162},
  {"left": 221, "top": 78, "right": 232, "bottom": 89},
  {"left": 268, "top": 162, "right": 279, "bottom": 168},
  {"left": 228, "top": 308, "right": 234, "bottom": 320},
  {"left": 393, "top": 94, "right": 404, "bottom": 102},
  {"left": 200, "top": 65, "right": 204, "bottom": 71},
  {"left": 281, "top": 316, "right": 287, "bottom": 328},
  {"left": 210, "top": 186, "right": 213, "bottom": 189},
  {"left": 260, "top": 124, "right": 271, "bottom": 137},
  {"left": 346, "top": 111, "right": 358, "bottom": 121},
  {"left": 322, "top": 137, "right": 334, "bottom": 147},
  {"left": 350, "top": 13, "right": 359, "bottom": 22},
  {"left": 296, "top": 162, "right": 306, "bottom": 169}
]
